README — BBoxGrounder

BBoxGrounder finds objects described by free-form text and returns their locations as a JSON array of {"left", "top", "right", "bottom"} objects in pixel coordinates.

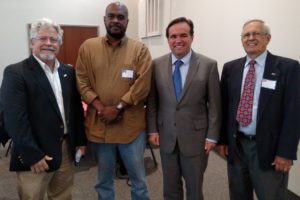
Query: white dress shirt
[
  {"left": 33, "top": 55, "right": 67, "bottom": 133},
  {"left": 238, "top": 51, "right": 267, "bottom": 135}
]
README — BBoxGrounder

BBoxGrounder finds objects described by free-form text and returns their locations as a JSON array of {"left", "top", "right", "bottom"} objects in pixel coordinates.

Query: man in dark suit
[
  {"left": 1, "top": 18, "right": 87, "bottom": 200},
  {"left": 147, "top": 17, "right": 221, "bottom": 200},
  {"left": 219, "top": 19, "right": 300, "bottom": 200}
]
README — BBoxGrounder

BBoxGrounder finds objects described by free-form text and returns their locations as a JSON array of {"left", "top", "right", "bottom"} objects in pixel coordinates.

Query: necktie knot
[
  {"left": 174, "top": 60, "right": 183, "bottom": 68},
  {"left": 249, "top": 60, "right": 256, "bottom": 66}
]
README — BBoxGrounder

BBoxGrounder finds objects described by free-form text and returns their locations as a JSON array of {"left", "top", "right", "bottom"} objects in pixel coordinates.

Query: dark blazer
[
  {"left": 1, "top": 55, "right": 86, "bottom": 172},
  {"left": 220, "top": 52, "right": 300, "bottom": 170},
  {"left": 147, "top": 51, "right": 221, "bottom": 156}
]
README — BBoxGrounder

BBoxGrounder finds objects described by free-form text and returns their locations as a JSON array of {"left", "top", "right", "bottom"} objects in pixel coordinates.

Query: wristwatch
[{"left": 116, "top": 102, "right": 125, "bottom": 113}]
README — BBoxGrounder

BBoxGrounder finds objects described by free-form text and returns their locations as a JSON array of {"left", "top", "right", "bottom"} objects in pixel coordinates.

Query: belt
[{"left": 237, "top": 131, "right": 256, "bottom": 141}]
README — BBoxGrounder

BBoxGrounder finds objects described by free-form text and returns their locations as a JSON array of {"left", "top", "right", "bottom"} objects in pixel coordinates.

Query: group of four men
[{"left": 1, "top": 1, "right": 299, "bottom": 200}]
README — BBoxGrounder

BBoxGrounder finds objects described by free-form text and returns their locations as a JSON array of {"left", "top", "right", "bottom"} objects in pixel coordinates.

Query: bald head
[
  {"left": 104, "top": 1, "right": 129, "bottom": 40},
  {"left": 106, "top": 2, "right": 128, "bottom": 18}
]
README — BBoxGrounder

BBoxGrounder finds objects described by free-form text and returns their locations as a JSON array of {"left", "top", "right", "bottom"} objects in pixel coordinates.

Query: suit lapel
[
  {"left": 234, "top": 58, "right": 246, "bottom": 109},
  {"left": 29, "top": 56, "right": 63, "bottom": 121},
  {"left": 179, "top": 52, "right": 199, "bottom": 103},
  {"left": 165, "top": 55, "right": 178, "bottom": 102},
  {"left": 58, "top": 65, "right": 70, "bottom": 122},
  {"left": 230, "top": 57, "right": 247, "bottom": 120},
  {"left": 257, "top": 52, "right": 280, "bottom": 122}
]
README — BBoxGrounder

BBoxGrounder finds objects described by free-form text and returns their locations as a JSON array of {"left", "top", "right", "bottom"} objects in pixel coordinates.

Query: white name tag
[
  {"left": 122, "top": 69, "right": 134, "bottom": 78},
  {"left": 261, "top": 79, "right": 276, "bottom": 90}
]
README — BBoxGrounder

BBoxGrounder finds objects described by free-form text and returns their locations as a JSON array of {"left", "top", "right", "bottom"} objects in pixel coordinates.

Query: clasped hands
[{"left": 97, "top": 106, "right": 122, "bottom": 124}]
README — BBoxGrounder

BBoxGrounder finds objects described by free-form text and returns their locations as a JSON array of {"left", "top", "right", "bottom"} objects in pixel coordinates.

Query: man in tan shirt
[{"left": 76, "top": 2, "right": 152, "bottom": 199}]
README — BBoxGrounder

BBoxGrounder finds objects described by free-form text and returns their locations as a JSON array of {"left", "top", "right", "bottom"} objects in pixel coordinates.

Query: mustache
[
  {"left": 110, "top": 23, "right": 123, "bottom": 28},
  {"left": 41, "top": 47, "right": 55, "bottom": 51}
]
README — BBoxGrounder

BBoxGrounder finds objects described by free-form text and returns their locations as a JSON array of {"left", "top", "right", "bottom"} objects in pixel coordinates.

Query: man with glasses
[
  {"left": 219, "top": 19, "right": 300, "bottom": 200},
  {"left": 1, "top": 18, "right": 87, "bottom": 199},
  {"left": 76, "top": 2, "right": 151, "bottom": 199}
]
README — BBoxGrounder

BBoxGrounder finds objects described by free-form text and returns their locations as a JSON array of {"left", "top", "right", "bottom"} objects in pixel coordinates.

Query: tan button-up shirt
[{"left": 76, "top": 36, "right": 152, "bottom": 143}]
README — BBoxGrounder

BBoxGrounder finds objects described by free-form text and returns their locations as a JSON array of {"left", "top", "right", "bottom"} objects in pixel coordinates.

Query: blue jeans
[{"left": 91, "top": 131, "right": 150, "bottom": 200}]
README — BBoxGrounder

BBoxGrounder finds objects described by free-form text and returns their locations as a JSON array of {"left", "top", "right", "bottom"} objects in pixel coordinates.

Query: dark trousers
[
  {"left": 160, "top": 143, "right": 208, "bottom": 200},
  {"left": 228, "top": 135, "right": 289, "bottom": 200}
]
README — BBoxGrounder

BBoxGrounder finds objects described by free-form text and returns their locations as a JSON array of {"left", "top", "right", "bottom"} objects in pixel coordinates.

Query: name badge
[
  {"left": 261, "top": 79, "right": 276, "bottom": 90},
  {"left": 121, "top": 69, "right": 134, "bottom": 79}
]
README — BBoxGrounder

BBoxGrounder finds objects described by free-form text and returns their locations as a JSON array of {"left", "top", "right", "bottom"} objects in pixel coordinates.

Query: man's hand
[
  {"left": 148, "top": 132, "right": 160, "bottom": 146},
  {"left": 91, "top": 98, "right": 105, "bottom": 113},
  {"left": 30, "top": 155, "right": 53, "bottom": 173},
  {"left": 217, "top": 145, "right": 228, "bottom": 158},
  {"left": 204, "top": 140, "right": 216, "bottom": 154},
  {"left": 97, "top": 106, "right": 120, "bottom": 123},
  {"left": 272, "top": 156, "right": 293, "bottom": 172},
  {"left": 76, "top": 146, "right": 87, "bottom": 156}
]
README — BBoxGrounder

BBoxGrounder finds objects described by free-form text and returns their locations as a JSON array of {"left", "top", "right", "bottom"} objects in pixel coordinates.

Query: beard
[
  {"left": 39, "top": 51, "right": 56, "bottom": 61},
  {"left": 106, "top": 24, "right": 126, "bottom": 40}
]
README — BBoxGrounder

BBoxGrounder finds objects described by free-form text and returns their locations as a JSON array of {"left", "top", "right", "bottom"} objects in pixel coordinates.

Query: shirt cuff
[{"left": 206, "top": 138, "right": 217, "bottom": 143}]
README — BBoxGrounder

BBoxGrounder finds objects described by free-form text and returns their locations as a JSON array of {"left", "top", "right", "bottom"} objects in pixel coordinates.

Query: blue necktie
[{"left": 173, "top": 60, "right": 183, "bottom": 101}]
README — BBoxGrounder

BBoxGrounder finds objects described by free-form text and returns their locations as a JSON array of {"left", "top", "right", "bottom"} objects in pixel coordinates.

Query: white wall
[
  {"left": 0, "top": 0, "right": 139, "bottom": 81},
  {"left": 290, "top": 145, "right": 300, "bottom": 194},
  {"left": 142, "top": 0, "right": 300, "bottom": 195},
  {"left": 142, "top": 0, "right": 300, "bottom": 70}
]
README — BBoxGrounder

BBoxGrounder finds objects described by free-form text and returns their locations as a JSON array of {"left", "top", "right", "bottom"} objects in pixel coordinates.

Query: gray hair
[
  {"left": 242, "top": 19, "right": 271, "bottom": 35},
  {"left": 29, "top": 18, "right": 63, "bottom": 45}
]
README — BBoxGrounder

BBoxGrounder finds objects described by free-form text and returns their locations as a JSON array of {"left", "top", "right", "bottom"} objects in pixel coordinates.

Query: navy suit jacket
[
  {"left": 1, "top": 55, "right": 86, "bottom": 172},
  {"left": 220, "top": 52, "right": 300, "bottom": 170}
]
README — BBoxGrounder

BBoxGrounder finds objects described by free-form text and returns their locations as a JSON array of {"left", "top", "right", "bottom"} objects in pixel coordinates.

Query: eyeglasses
[
  {"left": 241, "top": 32, "right": 266, "bottom": 39},
  {"left": 35, "top": 36, "right": 59, "bottom": 44}
]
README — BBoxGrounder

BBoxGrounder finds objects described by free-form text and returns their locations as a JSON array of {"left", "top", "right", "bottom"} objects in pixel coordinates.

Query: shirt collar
[
  {"left": 105, "top": 35, "right": 128, "bottom": 46},
  {"left": 245, "top": 51, "right": 267, "bottom": 67},
  {"left": 171, "top": 49, "right": 192, "bottom": 65},
  {"left": 33, "top": 55, "right": 60, "bottom": 72}
]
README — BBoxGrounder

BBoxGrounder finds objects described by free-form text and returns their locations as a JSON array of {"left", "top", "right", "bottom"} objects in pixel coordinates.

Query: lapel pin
[
  {"left": 63, "top": 74, "right": 67, "bottom": 77},
  {"left": 271, "top": 73, "right": 276, "bottom": 76}
]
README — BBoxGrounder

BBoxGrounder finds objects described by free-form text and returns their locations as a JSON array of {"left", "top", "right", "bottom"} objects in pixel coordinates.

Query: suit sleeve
[
  {"left": 146, "top": 62, "right": 158, "bottom": 133},
  {"left": 206, "top": 62, "right": 222, "bottom": 141},
  {"left": 218, "top": 64, "right": 229, "bottom": 145},
  {"left": 277, "top": 60, "right": 300, "bottom": 160},
  {"left": 1, "top": 66, "right": 45, "bottom": 166},
  {"left": 70, "top": 68, "right": 87, "bottom": 147}
]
